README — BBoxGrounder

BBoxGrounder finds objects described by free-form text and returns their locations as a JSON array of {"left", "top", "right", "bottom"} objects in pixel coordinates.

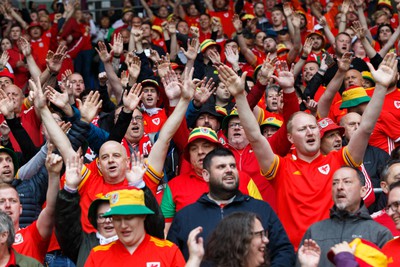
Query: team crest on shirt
[
  {"left": 146, "top": 263, "right": 160, "bottom": 267},
  {"left": 394, "top": 101, "right": 400, "bottom": 109},
  {"left": 152, "top": 118, "right": 160, "bottom": 125},
  {"left": 318, "top": 164, "right": 330, "bottom": 175},
  {"left": 14, "top": 233, "right": 23, "bottom": 244}
]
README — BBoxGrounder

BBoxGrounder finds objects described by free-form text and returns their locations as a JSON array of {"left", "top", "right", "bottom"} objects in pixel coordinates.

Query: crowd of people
[{"left": 0, "top": 0, "right": 400, "bottom": 266}]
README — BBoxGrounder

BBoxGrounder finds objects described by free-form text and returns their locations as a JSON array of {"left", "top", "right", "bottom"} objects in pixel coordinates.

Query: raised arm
[
  {"left": 286, "top": 12, "right": 302, "bottom": 66},
  {"left": 347, "top": 53, "right": 397, "bottom": 164},
  {"left": 17, "top": 37, "right": 41, "bottom": 83},
  {"left": 232, "top": 14, "right": 257, "bottom": 67},
  {"left": 30, "top": 79, "right": 77, "bottom": 161},
  {"left": 353, "top": 0, "right": 373, "bottom": 42},
  {"left": 96, "top": 40, "right": 124, "bottom": 104},
  {"left": 217, "top": 64, "right": 276, "bottom": 173},
  {"left": 338, "top": 0, "right": 350, "bottom": 33},
  {"left": 352, "top": 20, "right": 378, "bottom": 59},
  {"left": 146, "top": 68, "right": 195, "bottom": 174},
  {"left": 36, "top": 144, "right": 62, "bottom": 239},
  {"left": 317, "top": 52, "right": 352, "bottom": 118}
]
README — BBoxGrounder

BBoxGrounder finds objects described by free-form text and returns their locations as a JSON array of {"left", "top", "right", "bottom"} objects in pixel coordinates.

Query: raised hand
[
  {"left": 271, "top": 61, "right": 295, "bottom": 89},
  {"left": 352, "top": 0, "right": 364, "bottom": 8},
  {"left": 120, "top": 70, "right": 130, "bottom": 87},
  {"left": 59, "top": 121, "right": 72, "bottom": 133},
  {"left": 95, "top": 41, "right": 112, "bottom": 63},
  {"left": 341, "top": 0, "right": 351, "bottom": 14},
  {"left": 181, "top": 38, "right": 199, "bottom": 61},
  {"left": 168, "top": 19, "right": 177, "bottom": 34},
  {"left": 17, "top": 37, "right": 32, "bottom": 57},
  {"left": 126, "top": 151, "right": 147, "bottom": 185},
  {"left": 0, "top": 51, "right": 10, "bottom": 70},
  {"left": 162, "top": 70, "right": 182, "bottom": 103},
  {"left": 45, "top": 85, "right": 69, "bottom": 110},
  {"left": 319, "top": 16, "right": 327, "bottom": 27},
  {"left": 297, "top": 239, "right": 321, "bottom": 267},
  {"left": 123, "top": 83, "right": 143, "bottom": 111},
  {"left": 193, "top": 77, "right": 216, "bottom": 106},
  {"left": 258, "top": 55, "right": 277, "bottom": 85},
  {"left": 351, "top": 20, "right": 366, "bottom": 40},
  {"left": 207, "top": 49, "right": 221, "bottom": 65},
  {"left": 190, "top": 26, "right": 199, "bottom": 38},
  {"left": 0, "top": 89, "right": 14, "bottom": 118},
  {"left": 302, "top": 38, "right": 313, "bottom": 56},
  {"left": 217, "top": 64, "right": 247, "bottom": 97},
  {"left": 110, "top": 32, "right": 123, "bottom": 57},
  {"left": 65, "top": 153, "right": 83, "bottom": 190},
  {"left": 98, "top": 72, "right": 108, "bottom": 86},
  {"left": 224, "top": 46, "right": 239, "bottom": 66},
  {"left": 29, "top": 79, "right": 47, "bottom": 110},
  {"left": 232, "top": 14, "right": 243, "bottom": 32},
  {"left": 182, "top": 67, "right": 197, "bottom": 100},
  {"left": 132, "top": 28, "right": 144, "bottom": 43},
  {"left": 77, "top": 90, "right": 103, "bottom": 123},
  {"left": 291, "top": 12, "right": 301, "bottom": 28},
  {"left": 337, "top": 51, "right": 353, "bottom": 72},
  {"left": 156, "top": 54, "right": 171, "bottom": 78},
  {"left": 367, "top": 52, "right": 397, "bottom": 87},
  {"left": 127, "top": 54, "right": 141, "bottom": 81},
  {"left": 45, "top": 143, "right": 64, "bottom": 175},
  {"left": 46, "top": 44, "right": 67, "bottom": 74},
  {"left": 303, "top": 97, "right": 318, "bottom": 115},
  {"left": 283, "top": 2, "right": 293, "bottom": 18},
  {"left": 148, "top": 49, "right": 161, "bottom": 63}
]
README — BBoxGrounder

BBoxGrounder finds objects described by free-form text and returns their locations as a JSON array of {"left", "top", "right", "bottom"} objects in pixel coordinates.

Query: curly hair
[{"left": 203, "top": 212, "right": 269, "bottom": 267}]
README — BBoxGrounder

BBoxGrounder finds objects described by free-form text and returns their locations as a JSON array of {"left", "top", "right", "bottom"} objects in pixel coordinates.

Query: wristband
[
  {"left": 318, "top": 68, "right": 327, "bottom": 73},
  {"left": 113, "top": 54, "right": 121, "bottom": 58},
  {"left": 64, "top": 184, "right": 78, "bottom": 193},
  {"left": 236, "top": 31, "right": 243, "bottom": 35},
  {"left": 300, "top": 55, "right": 308, "bottom": 60},
  {"left": 128, "top": 179, "right": 146, "bottom": 189}
]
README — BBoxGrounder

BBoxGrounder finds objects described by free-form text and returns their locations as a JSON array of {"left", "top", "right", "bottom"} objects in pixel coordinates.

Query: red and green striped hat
[
  {"left": 183, "top": 127, "right": 220, "bottom": 161},
  {"left": 200, "top": 39, "right": 221, "bottom": 53}
]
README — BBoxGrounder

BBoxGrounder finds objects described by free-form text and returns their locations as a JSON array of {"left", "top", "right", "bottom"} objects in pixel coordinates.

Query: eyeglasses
[
  {"left": 228, "top": 122, "right": 243, "bottom": 129},
  {"left": 385, "top": 200, "right": 400, "bottom": 214},
  {"left": 251, "top": 229, "right": 268, "bottom": 239},
  {"left": 97, "top": 214, "right": 113, "bottom": 223},
  {"left": 132, "top": 116, "right": 143, "bottom": 121}
]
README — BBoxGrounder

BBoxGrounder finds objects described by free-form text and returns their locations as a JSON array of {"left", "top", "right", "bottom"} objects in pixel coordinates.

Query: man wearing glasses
[{"left": 382, "top": 181, "right": 400, "bottom": 266}]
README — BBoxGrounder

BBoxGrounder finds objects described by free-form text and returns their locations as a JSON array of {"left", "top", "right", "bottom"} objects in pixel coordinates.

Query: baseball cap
[
  {"left": 103, "top": 189, "right": 154, "bottom": 217},
  {"left": 0, "top": 68, "right": 15, "bottom": 82},
  {"left": 318, "top": 117, "right": 344, "bottom": 138}
]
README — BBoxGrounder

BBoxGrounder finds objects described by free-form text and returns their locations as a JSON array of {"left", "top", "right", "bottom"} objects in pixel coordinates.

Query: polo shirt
[
  {"left": 262, "top": 147, "right": 360, "bottom": 249},
  {"left": 85, "top": 234, "right": 185, "bottom": 267},
  {"left": 61, "top": 161, "right": 163, "bottom": 233},
  {"left": 13, "top": 221, "right": 49, "bottom": 263}
]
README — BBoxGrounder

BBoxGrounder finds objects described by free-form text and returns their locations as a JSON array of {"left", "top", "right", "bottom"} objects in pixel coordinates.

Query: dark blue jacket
[{"left": 167, "top": 192, "right": 295, "bottom": 267}]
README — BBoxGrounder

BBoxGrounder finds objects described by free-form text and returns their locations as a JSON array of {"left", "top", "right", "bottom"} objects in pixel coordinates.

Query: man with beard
[
  {"left": 297, "top": 166, "right": 392, "bottom": 267},
  {"left": 167, "top": 147, "right": 295, "bottom": 266}
]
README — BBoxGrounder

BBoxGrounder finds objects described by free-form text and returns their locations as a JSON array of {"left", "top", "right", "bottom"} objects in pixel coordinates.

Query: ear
[
  {"left": 380, "top": 181, "right": 389, "bottom": 194},
  {"left": 202, "top": 169, "right": 210, "bottom": 182},
  {"left": 19, "top": 204, "right": 22, "bottom": 215},
  {"left": 287, "top": 133, "right": 294, "bottom": 144},
  {"left": 360, "top": 185, "right": 367, "bottom": 199}
]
